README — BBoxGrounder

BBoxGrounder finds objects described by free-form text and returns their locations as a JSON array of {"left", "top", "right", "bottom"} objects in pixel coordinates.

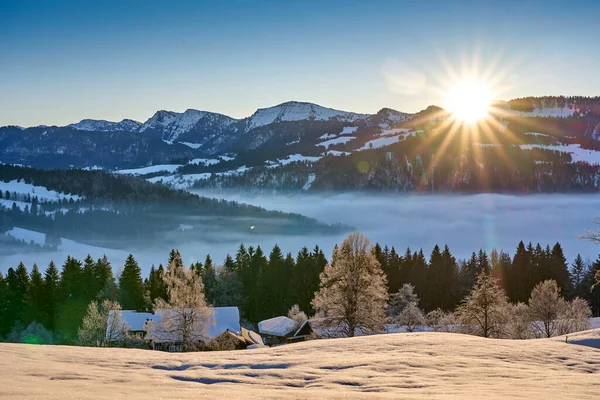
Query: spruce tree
[
  {"left": 118, "top": 254, "right": 145, "bottom": 310},
  {"left": 0, "top": 272, "right": 8, "bottom": 337},
  {"left": 82, "top": 254, "right": 96, "bottom": 303},
  {"left": 57, "top": 256, "right": 86, "bottom": 341},
  {"left": 549, "top": 243, "right": 571, "bottom": 297},
  {"left": 95, "top": 255, "right": 117, "bottom": 301},
  {"left": 43, "top": 261, "right": 60, "bottom": 331},
  {"left": 200, "top": 255, "right": 218, "bottom": 305},
  {"left": 570, "top": 254, "right": 587, "bottom": 299},
  {"left": 27, "top": 264, "right": 45, "bottom": 325},
  {"left": 10, "top": 262, "right": 30, "bottom": 327}
]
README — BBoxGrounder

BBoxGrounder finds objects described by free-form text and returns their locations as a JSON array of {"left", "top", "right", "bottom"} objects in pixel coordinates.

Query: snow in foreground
[{"left": 2, "top": 330, "right": 599, "bottom": 399}]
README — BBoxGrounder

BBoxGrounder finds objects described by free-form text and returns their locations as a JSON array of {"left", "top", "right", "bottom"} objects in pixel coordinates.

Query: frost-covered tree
[
  {"left": 528, "top": 280, "right": 566, "bottom": 338},
  {"left": 426, "top": 308, "right": 458, "bottom": 333},
  {"left": 311, "top": 233, "right": 388, "bottom": 337},
  {"left": 151, "top": 253, "right": 213, "bottom": 351},
  {"left": 389, "top": 283, "right": 419, "bottom": 317},
  {"left": 558, "top": 297, "right": 591, "bottom": 335},
  {"left": 389, "top": 283, "right": 425, "bottom": 331},
  {"left": 287, "top": 304, "right": 308, "bottom": 327},
  {"left": 8, "top": 321, "right": 53, "bottom": 344},
  {"left": 78, "top": 299, "right": 125, "bottom": 347},
  {"left": 397, "top": 303, "right": 425, "bottom": 332},
  {"left": 507, "top": 302, "right": 532, "bottom": 339},
  {"left": 457, "top": 272, "right": 509, "bottom": 338}
]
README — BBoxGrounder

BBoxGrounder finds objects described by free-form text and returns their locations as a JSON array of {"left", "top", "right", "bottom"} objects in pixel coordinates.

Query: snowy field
[
  {"left": 1, "top": 330, "right": 599, "bottom": 399},
  {"left": 0, "top": 179, "right": 82, "bottom": 201}
]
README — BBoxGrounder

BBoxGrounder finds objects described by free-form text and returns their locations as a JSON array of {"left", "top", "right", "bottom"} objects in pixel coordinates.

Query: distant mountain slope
[{"left": 3, "top": 96, "right": 600, "bottom": 172}]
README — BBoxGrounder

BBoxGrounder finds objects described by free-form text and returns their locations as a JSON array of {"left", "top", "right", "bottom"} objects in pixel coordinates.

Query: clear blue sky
[{"left": 1, "top": 0, "right": 599, "bottom": 126}]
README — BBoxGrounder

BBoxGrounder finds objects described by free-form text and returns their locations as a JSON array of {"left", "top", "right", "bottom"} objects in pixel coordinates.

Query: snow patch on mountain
[
  {"left": 113, "top": 164, "right": 182, "bottom": 175},
  {"left": 520, "top": 144, "right": 600, "bottom": 164},
  {"left": 358, "top": 131, "right": 416, "bottom": 151},
  {"left": 69, "top": 119, "right": 142, "bottom": 132},
  {"left": 246, "top": 101, "right": 368, "bottom": 130},
  {"left": 302, "top": 173, "right": 316, "bottom": 190},
  {"left": 514, "top": 107, "right": 576, "bottom": 118},
  {"left": 0, "top": 179, "right": 82, "bottom": 202},
  {"left": 179, "top": 142, "right": 203, "bottom": 149},
  {"left": 316, "top": 136, "right": 356, "bottom": 149},
  {"left": 276, "top": 154, "right": 322, "bottom": 165}
]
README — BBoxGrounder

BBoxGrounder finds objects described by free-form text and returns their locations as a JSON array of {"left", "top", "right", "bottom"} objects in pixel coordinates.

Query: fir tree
[
  {"left": 43, "top": 261, "right": 60, "bottom": 331},
  {"left": 27, "top": 264, "right": 45, "bottom": 325},
  {"left": 118, "top": 254, "right": 145, "bottom": 310}
]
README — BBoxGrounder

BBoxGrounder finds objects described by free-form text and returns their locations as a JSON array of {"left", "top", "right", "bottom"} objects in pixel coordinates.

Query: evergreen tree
[
  {"left": 7, "top": 263, "right": 30, "bottom": 328},
  {"left": 43, "top": 261, "right": 60, "bottom": 332},
  {"left": 215, "top": 254, "right": 243, "bottom": 307},
  {"left": 570, "top": 254, "right": 588, "bottom": 299},
  {"left": 263, "top": 245, "right": 285, "bottom": 319},
  {"left": 510, "top": 241, "right": 532, "bottom": 303},
  {"left": 82, "top": 254, "right": 96, "bottom": 303},
  {"left": 27, "top": 264, "right": 45, "bottom": 325},
  {"left": 56, "top": 256, "right": 86, "bottom": 341},
  {"left": 248, "top": 246, "right": 267, "bottom": 322},
  {"left": 549, "top": 243, "right": 571, "bottom": 297},
  {"left": 200, "top": 255, "right": 218, "bottom": 305},
  {"left": 118, "top": 254, "right": 145, "bottom": 310},
  {"left": 95, "top": 255, "right": 117, "bottom": 301},
  {"left": 0, "top": 272, "right": 8, "bottom": 337}
]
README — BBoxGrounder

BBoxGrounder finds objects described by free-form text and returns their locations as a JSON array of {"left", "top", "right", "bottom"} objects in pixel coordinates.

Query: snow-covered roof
[
  {"left": 106, "top": 307, "right": 240, "bottom": 341},
  {"left": 258, "top": 316, "right": 298, "bottom": 337}
]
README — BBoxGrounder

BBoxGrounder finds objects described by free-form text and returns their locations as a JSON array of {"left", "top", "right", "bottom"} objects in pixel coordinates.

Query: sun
[{"left": 444, "top": 80, "right": 493, "bottom": 124}]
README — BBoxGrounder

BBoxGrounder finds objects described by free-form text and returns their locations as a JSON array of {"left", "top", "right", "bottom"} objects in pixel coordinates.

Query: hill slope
[{"left": 1, "top": 330, "right": 599, "bottom": 399}]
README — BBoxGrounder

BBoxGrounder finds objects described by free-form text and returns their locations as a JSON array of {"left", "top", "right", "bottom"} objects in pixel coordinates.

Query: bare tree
[
  {"left": 457, "top": 272, "right": 510, "bottom": 338},
  {"left": 312, "top": 233, "right": 388, "bottom": 337},
  {"left": 528, "top": 280, "right": 566, "bottom": 338},
  {"left": 150, "top": 253, "right": 213, "bottom": 351},
  {"left": 78, "top": 299, "right": 125, "bottom": 347}
]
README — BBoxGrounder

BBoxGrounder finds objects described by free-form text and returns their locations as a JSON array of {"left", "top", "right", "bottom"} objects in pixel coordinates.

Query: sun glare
[{"left": 444, "top": 80, "right": 493, "bottom": 124}]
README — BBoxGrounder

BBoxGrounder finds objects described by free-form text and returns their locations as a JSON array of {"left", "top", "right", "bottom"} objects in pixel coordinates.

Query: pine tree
[
  {"left": 200, "top": 255, "right": 218, "bottom": 305},
  {"left": 95, "top": 255, "right": 117, "bottom": 301},
  {"left": 549, "top": 243, "right": 571, "bottom": 297},
  {"left": 9, "top": 262, "right": 30, "bottom": 327},
  {"left": 43, "top": 261, "right": 60, "bottom": 331},
  {"left": 82, "top": 254, "right": 96, "bottom": 303},
  {"left": 570, "top": 254, "right": 587, "bottom": 299},
  {"left": 312, "top": 233, "right": 389, "bottom": 337},
  {"left": 118, "top": 254, "right": 145, "bottom": 310},
  {"left": 56, "top": 256, "right": 86, "bottom": 341},
  {"left": 263, "top": 244, "right": 285, "bottom": 319},
  {"left": 510, "top": 241, "right": 532, "bottom": 303},
  {"left": 27, "top": 264, "right": 45, "bottom": 325},
  {"left": 215, "top": 254, "right": 243, "bottom": 307},
  {"left": 0, "top": 272, "right": 8, "bottom": 337}
]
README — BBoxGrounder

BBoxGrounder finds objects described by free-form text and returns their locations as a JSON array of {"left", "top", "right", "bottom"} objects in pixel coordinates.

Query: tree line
[{"left": 1, "top": 237, "right": 599, "bottom": 344}]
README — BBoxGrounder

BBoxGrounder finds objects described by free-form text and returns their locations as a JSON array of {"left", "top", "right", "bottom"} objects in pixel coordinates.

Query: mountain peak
[
  {"left": 69, "top": 118, "right": 142, "bottom": 132},
  {"left": 246, "top": 101, "right": 369, "bottom": 130}
]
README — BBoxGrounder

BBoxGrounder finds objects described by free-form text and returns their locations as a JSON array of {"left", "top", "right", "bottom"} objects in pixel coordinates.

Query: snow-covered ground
[
  {"left": 188, "top": 158, "right": 222, "bottom": 166},
  {"left": 302, "top": 174, "right": 316, "bottom": 190},
  {"left": 276, "top": 154, "right": 322, "bottom": 166},
  {"left": 179, "top": 142, "right": 203, "bottom": 149},
  {"left": 114, "top": 164, "right": 183, "bottom": 175},
  {"left": 2, "top": 330, "right": 600, "bottom": 399},
  {"left": 520, "top": 144, "right": 600, "bottom": 165},
  {"left": 316, "top": 136, "right": 356, "bottom": 149},
  {"left": 0, "top": 179, "right": 82, "bottom": 201},
  {"left": 514, "top": 107, "right": 576, "bottom": 118}
]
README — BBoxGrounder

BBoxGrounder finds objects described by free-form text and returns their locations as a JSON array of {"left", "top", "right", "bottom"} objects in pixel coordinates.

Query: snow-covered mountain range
[{"left": 1, "top": 96, "right": 599, "bottom": 171}]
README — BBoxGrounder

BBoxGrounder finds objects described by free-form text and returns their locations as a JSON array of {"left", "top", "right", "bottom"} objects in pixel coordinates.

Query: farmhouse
[{"left": 106, "top": 306, "right": 241, "bottom": 351}]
